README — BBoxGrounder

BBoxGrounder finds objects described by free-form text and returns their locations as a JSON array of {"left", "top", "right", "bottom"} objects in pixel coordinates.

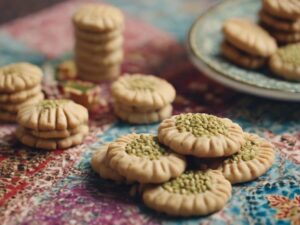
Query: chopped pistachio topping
[
  {"left": 39, "top": 99, "right": 69, "bottom": 109},
  {"left": 278, "top": 44, "right": 300, "bottom": 67},
  {"left": 224, "top": 139, "right": 260, "bottom": 164},
  {"left": 65, "top": 81, "right": 94, "bottom": 93},
  {"left": 126, "top": 76, "right": 156, "bottom": 91},
  {"left": 162, "top": 171, "right": 211, "bottom": 194},
  {"left": 175, "top": 113, "right": 228, "bottom": 137},
  {"left": 125, "top": 134, "right": 168, "bottom": 160}
]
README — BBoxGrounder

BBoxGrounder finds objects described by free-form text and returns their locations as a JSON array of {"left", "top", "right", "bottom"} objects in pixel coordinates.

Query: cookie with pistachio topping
[
  {"left": 111, "top": 74, "right": 176, "bottom": 111},
  {"left": 143, "top": 170, "right": 232, "bottom": 216},
  {"left": 106, "top": 134, "right": 186, "bottom": 183},
  {"left": 91, "top": 144, "right": 125, "bottom": 182},
  {"left": 158, "top": 113, "right": 245, "bottom": 158},
  {"left": 17, "top": 99, "right": 88, "bottom": 131}
]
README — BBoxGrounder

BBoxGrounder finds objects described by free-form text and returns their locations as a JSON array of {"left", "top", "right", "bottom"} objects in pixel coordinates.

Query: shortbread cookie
[
  {"left": 75, "top": 28, "right": 122, "bottom": 43},
  {"left": 111, "top": 74, "right": 176, "bottom": 110},
  {"left": 271, "top": 30, "right": 300, "bottom": 44},
  {"left": 0, "top": 92, "right": 44, "bottom": 113},
  {"left": 0, "top": 110, "right": 16, "bottom": 122},
  {"left": 263, "top": 0, "right": 300, "bottom": 20},
  {"left": 106, "top": 134, "right": 186, "bottom": 183},
  {"left": 158, "top": 113, "right": 245, "bottom": 158},
  {"left": 29, "top": 124, "right": 88, "bottom": 139},
  {"left": 77, "top": 68, "right": 120, "bottom": 82},
  {"left": 259, "top": 10, "right": 300, "bottom": 32},
  {"left": 269, "top": 43, "right": 300, "bottom": 81},
  {"left": 114, "top": 103, "right": 172, "bottom": 124},
  {"left": 91, "top": 144, "right": 125, "bottom": 182},
  {"left": 0, "top": 85, "right": 42, "bottom": 103},
  {"left": 143, "top": 170, "right": 232, "bottom": 216},
  {"left": 223, "top": 18, "right": 277, "bottom": 57},
  {"left": 75, "top": 36, "right": 123, "bottom": 53},
  {"left": 17, "top": 99, "right": 89, "bottom": 131},
  {"left": 221, "top": 42, "right": 265, "bottom": 69},
  {"left": 73, "top": 4, "right": 124, "bottom": 32},
  {"left": 76, "top": 61, "right": 120, "bottom": 74},
  {"left": 0, "top": 63, "right": 43, "bottom": 93},
  {"left": 16, "top": 125, "right": 89, "bottom": 150}
]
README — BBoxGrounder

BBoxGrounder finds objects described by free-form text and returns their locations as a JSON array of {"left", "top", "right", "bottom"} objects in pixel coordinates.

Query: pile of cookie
[
  {"left": 111, "top": 74, "right": 176, "bottom": 124},
  {"left": 91, "top": 113, "right": 275, "bottom": 216},
  {"left": 73, "top": 4, "right": 124, "bottom": 82},
  {"left": 16, "top": 99, "right": 89, "bottom": 150},
  {"left": 0, "top": 63, "right": 44, "bottom": 122}
]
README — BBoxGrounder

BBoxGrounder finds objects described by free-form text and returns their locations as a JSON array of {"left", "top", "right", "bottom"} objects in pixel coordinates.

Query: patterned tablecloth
[{"left": 0, "top": 0, "right": 300, "bottom": 224}]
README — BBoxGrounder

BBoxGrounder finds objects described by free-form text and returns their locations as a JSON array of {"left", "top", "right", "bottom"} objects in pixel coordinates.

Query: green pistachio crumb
[
  {"left": 126, "top": 76, "right": 156, "bottom": 91},
  {"left": 278, "top": 44, "right": 300, "bottom": 67},
  {"left": 162, "top": 171, "right": 211, "bottom": 195},
  {"left": 39, "top": 99, "right": 69, "bottom": 109},
  {"left": 175, "top": 113, "right": 228, "bottom": 137},
  {"left": 125, "top": 134, "right": 168, "bottom": 160}
]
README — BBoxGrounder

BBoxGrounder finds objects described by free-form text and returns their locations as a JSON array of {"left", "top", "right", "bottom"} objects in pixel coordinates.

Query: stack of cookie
[
  {"left": 72, "top": 4, "right": 124, "bottom": 82},
  {"left": 0, "top": 63, "right": 44, "bottom": 122},
  {"left": 259, "top": 0, "right": 300, "bottom": 44},
  {"left": 16, "top": 99, "right": 89, "bottom": 150},
  {"left": 222, "top": 18, "right": 277, "bottom": 69},
  {"left": 111, "top": 74, "right": 176, "bottom": 124}
]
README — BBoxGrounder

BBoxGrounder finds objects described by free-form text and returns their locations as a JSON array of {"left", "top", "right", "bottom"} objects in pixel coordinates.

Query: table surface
[{"left": 0, "top": 0, "right": 300, "bottom": 225}]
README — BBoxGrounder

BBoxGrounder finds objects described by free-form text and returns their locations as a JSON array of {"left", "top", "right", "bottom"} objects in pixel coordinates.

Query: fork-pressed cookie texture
[
  {"left": 263, "top": 0, "right": 300, "bottom": 20},
  {"left": 106, "top": 133, "right": 186, "bottom": 183},
  {"left": 143, "top": 170, "right": 232, "bottom": 216},
  {"left": 158, "top": 113, "right": 245, "bottom": 157}
]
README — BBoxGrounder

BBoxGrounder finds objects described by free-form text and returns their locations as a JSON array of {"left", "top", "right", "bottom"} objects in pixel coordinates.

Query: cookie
[
  {"left": 75, "top": 36, "right": 123, "bottom": 53},
  {"left": 269, "top": 43, "right": 300, "bottom": 81},
  {"left": 271, "top": 30, "right": 300, "bottom": 44},
  {"left": 158, "top": 113, "right": 245, "bottom": 158},
  {"left": 221, "top": 42, "right": 266, "bottom": 69},
  {"left": 75, "top": 28, "right": 122, "bottom": 43},
  {"left": 259, "top": 10, "right": 300, "bottom": 32},
  {"left": 111, "top": 74, "right": 176, "bottom": 110},
  {"left": 0, "top": 110, "right": 16, "bottom": 122},
  {"left": 223, "top": 18, "right": 277, "bottom": 57},
  {"left": 114, "top": 103, "right": 172, "bottom": 124},
  {"left": 0, "top": 63, "right": 43, "bottom": 93},
  {"left": 106, "top": 134, "right": 186, "bottom": 183},
  {"left": 76, "top": 61, "right": 120, "bottom": 73},
  {"left": 17, "top": 99, "right": 89, "bottom": 131},
  {"left": 143, "top": 170, "right": 232, "bottom": 216},
  {"left": 29, "top": 124, "right": 88, "bottom": 139},
  {"left": 77, "top": 68, "right": 120, "bottom": 82},
  {"left": 262, "top": 0, "right": 300, "bottom": 20},
  {"left": 0, "top": 92, "right": 44, "bottom": 113},
  {"left": 16, "top": 125, "right": 89, "bottom": 150},
  {"left": 72, "top": 4, "right": 124, "bottom": 32},
  {"left": 0, "top": 85, "right": 42, "bottom": 103},
  {"left": 91, "top": 144, "right": 125, "bottom": 182}
]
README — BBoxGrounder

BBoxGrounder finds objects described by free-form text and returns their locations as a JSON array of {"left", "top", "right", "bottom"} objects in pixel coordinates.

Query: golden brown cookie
[
  {"left": 271, "top": 30, "right": 300, "bottom": 44},
  {"left": 0, "top": 110, "right": 16, "bottom": 122},
  {"left": 76, "top": 61, "right": 120, "bottom": 74},
  {"left": 158, "top": 113, "right": 245, "bottom": 158},
  {"left": 17, "top": 99, "right": 89, "bottom": 131},
  {"left": 269, "top": 43, "right": 300, "bottom": 81},
  {"left": 106, "top": 134, "right": 187, "bottom": 183},
  {"left": 223, "top": 18, "right": 277, "bottom": 57},
  {"left": 72, "top": 4, "right": 124, "bottom": 32},
  {"left": 75, "top": 27, "right": 122, "bottom": 43},
  {"left": 75, "top": 36, "right": 123, "bottom": 53},
  {"left": 113, "top": 103, "right": 172, "bottom": 124},
  {"left": 221, "top": 42, "right": 266, "bottom": 69},
  {"left": 16, "top": 125, "right": 89, "bottom": 150},
  {"left": 0, "top": 85, "right": 42, "bottom": 103},
  {"left": 111, "top": 74, "right": 176, "bottom": 111},
  {"left": 143, "top": 170, "right": 232, "bottom": 216},
  {"left": 0, "top": 63, "right": 43, "bottom": 93},
  {"left": 263, "top": 0, "right": 300, "bottom": 20}
]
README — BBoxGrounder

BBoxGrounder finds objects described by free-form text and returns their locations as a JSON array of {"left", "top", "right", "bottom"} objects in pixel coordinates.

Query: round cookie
[
  {"left": 143, "top": 170, "right": 232, "bottom": 216},
  {"left": 91, "top": 144, "right": 125, "bottom": 182},
  {"left": 0, "top": 63, "right": 43, "bottom": 93},
  {"left": 72, "top": 4, "right": 124, "bottom": 32},
  {"left": 75, "top": 28, "right": 122, "bottom": 43},
  {"left": 75, "top": 36, "right": 123, "bottom": 53},
  {"left": 113, "top": 103, "right": 172, "bottom": 124},
  {"left": 77, "top": 68, "right": 120, "bottom": 82},
  {"left": 223, "top": 18, "right": 277, "bottom": 57},
  {"left": 111, "top": 74, "right": 176, "bottom": 110},
  {"left": 0, "top": 110, "right": 16, "bottom": 122},
  {"left": 221, "top": 42, "right": 266, "bottom": 69},
  {"left": 16, "top": 125, "right": 89, "bottom": 150},
  {"left": 0, "top": 92, "right": 44, "bottom": 113},
  {"left": 158, "top": 113, "right": 245, "bottom": 158},
  {"left": 259, "top": 10, "right": 300, "bottom": 32},
  {"left": 76, "top": 61, "right": 120, "bottom": 74},
  {"left": 106, "top": 134, "right": 186, "bottom": 183},
  {"left": 0, "top": 85, "right": 42, "bottom": 103},
  {"left": 263, "top": 0, "right": 300, "bottom": 20},
  {"left": 269, "top": 43, "right": 300, "bottom": 81},
  {"left": 17, "top": 99, "right": 89, "bottom": 131},
  {"left": 271, "top": 30, "right": 300, "bottom": 44}
]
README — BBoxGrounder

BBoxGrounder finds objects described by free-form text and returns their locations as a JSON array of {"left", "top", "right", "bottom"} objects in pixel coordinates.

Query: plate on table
[{"left": 187, "top": 0, "right": 300, "bottom": 101}]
